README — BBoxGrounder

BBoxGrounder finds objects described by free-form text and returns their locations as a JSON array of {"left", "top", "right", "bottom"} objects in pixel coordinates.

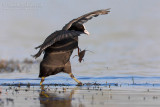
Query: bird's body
[
  {"left": 39, "top": 37, "right": 78, "bottom": 77},
  {"left": 33, "top": 9, "right": 110, "bottom": 85}
]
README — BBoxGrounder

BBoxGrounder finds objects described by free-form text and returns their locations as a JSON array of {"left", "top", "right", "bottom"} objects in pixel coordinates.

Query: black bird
[{"left": 33, "top": 9, "right": 110, "bottom": 85}]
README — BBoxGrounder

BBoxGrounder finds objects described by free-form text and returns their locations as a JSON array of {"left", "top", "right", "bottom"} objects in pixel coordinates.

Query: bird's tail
[{"left": 31, "top": 50, "right": 42, "bottom": 59}]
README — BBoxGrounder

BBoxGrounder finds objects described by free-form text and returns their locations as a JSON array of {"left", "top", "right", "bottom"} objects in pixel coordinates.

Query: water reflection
[{"left": 39, "top": 85, "right": 84, "bottom": 107}]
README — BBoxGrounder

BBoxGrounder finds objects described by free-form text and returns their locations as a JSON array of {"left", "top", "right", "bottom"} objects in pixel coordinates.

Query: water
[
  {"left": 0, "top": 0, "right": 160, "bottom": 107},
  {"left": 0, "top": 86, "right": 160, "bottom": 107}
]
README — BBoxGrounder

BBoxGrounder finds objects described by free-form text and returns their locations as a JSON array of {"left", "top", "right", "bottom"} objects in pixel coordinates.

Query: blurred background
[{"left": 0, "top": 0, "right": 160, "bottom": 78}]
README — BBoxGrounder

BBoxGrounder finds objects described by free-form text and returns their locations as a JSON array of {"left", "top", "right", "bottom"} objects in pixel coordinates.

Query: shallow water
[
  {"left": 0, "top": 86, "right": 160, "bottom": 107},
  {"left": 0, "top": 0, "right": 160, "bottom": 107},
  {"left": 0, "top": 63, "right": 160, "bottom": 107}
]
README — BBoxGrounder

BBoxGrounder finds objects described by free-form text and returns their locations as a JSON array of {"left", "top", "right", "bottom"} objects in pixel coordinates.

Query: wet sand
[{"left": 0, "top": 85, "right": 160, "bottom": 107}]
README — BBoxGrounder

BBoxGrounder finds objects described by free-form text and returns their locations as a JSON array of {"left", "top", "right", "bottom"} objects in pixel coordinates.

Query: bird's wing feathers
[
  {"left": 62, "top": 9, "right": 110, "bottom": 30},
  {"left": 33, "top": 9, "right": 110, "bottom": 58},
  {"left": 32, "top": 30, "right": 82, "bottom": 58}
]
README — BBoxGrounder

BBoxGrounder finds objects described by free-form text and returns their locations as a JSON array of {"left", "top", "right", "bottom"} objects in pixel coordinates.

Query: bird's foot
[{"left": 76, "top": 82, "right": 83, "bottom": 86}]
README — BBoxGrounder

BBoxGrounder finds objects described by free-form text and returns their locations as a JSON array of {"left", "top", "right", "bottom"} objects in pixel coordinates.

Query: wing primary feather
[
  {"left": 62, "top": 8, "right": 110, "bottom": 30},
  {"left": 35, "top": 45, "right": 41, "bottom": 49}
]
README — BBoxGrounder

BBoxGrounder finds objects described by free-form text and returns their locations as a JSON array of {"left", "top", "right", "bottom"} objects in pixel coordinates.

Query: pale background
[{"left": 0, "top": 0, "right": 160, "bottom": 77}]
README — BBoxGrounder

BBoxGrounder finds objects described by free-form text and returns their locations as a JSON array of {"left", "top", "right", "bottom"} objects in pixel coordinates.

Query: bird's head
[{"left": 69, "top": 24, "right": 90, "bottom": 35}]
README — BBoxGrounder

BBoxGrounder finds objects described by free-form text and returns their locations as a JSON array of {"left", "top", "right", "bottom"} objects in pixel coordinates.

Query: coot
[{"left": 33, "top": 9, "right": 110, "bottom": 85}]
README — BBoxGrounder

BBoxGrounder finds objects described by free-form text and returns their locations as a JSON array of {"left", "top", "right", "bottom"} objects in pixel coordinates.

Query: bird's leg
[
  {"left": 69, "top": 73, "right": 83, "bottom": 86},
  {"left": 78, "top": 47, "right": 80, "bottom": 56},
  {"left": 40, "top": 77, "right": 45, "bottom": 85},
  {"left": 40, "top": 85, "right": 49, "bottom": 98},
  {"left": 72, "top": 47, "right": 80, "bottom": 59}
]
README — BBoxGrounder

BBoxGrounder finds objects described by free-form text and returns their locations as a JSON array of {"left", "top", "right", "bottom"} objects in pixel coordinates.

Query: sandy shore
[{"left": 0, "top": 85, "right": 160, "bottom": 107}]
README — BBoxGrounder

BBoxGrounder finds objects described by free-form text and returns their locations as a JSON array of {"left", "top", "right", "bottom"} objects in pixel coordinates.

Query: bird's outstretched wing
[
  {"left": 33, "top": 9, "right": 110, "bottom": 58},
  {"left": 32, "top": 30, "right": 82, "bottom": 58},
  {"left": 62, "top": 9, "right": 110, "bottom": 30}
]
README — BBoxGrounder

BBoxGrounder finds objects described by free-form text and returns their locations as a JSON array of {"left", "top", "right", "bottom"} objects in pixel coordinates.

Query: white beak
[{"left": 84, "top": 29, "right": 90, "bottom": 35}]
